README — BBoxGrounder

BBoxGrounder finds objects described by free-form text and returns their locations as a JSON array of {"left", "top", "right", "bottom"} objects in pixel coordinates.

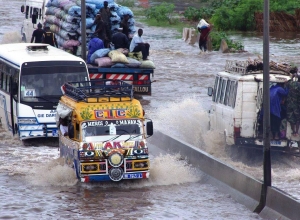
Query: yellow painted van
[{"left": 56, "top": 80, "right": 153, "bottom": 182}]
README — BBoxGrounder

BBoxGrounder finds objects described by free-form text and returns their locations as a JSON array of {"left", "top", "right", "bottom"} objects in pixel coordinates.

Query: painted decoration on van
[
  {"left": 81, "top": 141, "right": 136, "bottom": 150},
  {"left": 79, "top": 103, "right": 142, "bottom": 120}
]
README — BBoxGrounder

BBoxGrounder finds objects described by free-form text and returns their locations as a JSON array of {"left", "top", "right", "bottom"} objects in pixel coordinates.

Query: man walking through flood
[
  {"left": 30, "top": 23, "right": 45, "bottom": 43},
  {"left": 197, "top": 19, "right": 211, "bottom": 52}
]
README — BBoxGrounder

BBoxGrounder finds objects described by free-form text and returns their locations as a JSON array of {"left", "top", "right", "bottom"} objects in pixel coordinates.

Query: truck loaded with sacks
[{"left": 20, "top": 0, "right": 155, "bottom": 96}]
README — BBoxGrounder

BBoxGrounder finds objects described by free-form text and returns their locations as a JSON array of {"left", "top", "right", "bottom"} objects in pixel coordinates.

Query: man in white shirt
[{"left": 129, "top": 28, "right": 150, "bottom": 60}]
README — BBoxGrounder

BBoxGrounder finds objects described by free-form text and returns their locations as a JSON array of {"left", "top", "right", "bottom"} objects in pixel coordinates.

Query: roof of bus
[
  {"left": 218, "top": 71, "right": 291, "bottom": 83},
  {"left": 0, "top": 43, "right": 85, "bottom": 68}
]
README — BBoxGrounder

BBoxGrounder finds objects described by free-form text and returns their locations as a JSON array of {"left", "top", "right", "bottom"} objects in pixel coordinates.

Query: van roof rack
[
  {"left": 63, "top": 80, "right": 133, "bottom": 102},
  {"left": 26, "top": 45, "right": 49, "bottom": 52},
  {"left": 224, "top": 60, "right": 292, "bottom": 76}
]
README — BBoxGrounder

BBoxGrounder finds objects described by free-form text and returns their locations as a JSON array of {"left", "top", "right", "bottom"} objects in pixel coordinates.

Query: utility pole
[
  {"left": 254, "top": 0, "right": 271, "bottom": 213},
  {"left": 81, "top": 0, "right": 86, "bottom": 61}
]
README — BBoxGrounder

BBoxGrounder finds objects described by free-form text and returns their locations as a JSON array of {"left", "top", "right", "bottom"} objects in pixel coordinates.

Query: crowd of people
[
  {"left": 269, "top": 72, "right": 300, "bottom": 139},
  {"left": 91, "top": 2, "right": 150, "bottom": 62},
  {"left": 32, "top": 1, "right": 150, "bottom": 62}
]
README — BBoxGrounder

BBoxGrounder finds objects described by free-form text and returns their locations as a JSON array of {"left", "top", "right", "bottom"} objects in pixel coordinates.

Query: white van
[
  {"left": 207, "top": 60, "right": 299, "bottom": 149},
  {"left": 20, "top": 0, "right": 46, "bottom": 42}
]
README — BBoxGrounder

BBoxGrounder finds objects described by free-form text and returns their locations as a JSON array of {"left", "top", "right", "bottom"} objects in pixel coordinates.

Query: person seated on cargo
[
  {"left": 286, "top": 73, "right": 300, "bottom": 136},
  {"left": 129, "top": 28, "right": 150, "bottom": 61},
  {"left": 270, "top": 82, "right": 288, "bottom": 140},
  {"left": 87, "top": 37, "right": 104, "bottom": 64},
  {"left": 111, "top": 27, "right": 129, "bottom": 49},
  {"left": 60, "top": 118, "right": 69, "bottom": 136}
]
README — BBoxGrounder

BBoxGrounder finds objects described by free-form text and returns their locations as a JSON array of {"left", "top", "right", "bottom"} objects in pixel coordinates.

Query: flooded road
[{"left": 0, "top": 0, "right": 299, "bottom": 219}]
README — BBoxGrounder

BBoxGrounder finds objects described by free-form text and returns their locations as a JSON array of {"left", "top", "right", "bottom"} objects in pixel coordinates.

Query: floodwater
[{"left": 0, "top": 0, "right": 300, "bottom": 219}]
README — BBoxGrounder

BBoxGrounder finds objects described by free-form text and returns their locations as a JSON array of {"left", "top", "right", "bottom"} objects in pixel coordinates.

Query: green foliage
[
  {"left": 116, "top": 0, "right": 135, "bottom": 7},
  {"left": 183, "top": 0, "right": 300, "bottom": 31},
  {"left": 270, "top": 0, "right": 299, "bottom": 14},
  {"left": 210, "top": 0, "right": 263, "bottom": 31},
  {"left": 183, "top": 7, "right": 213, "bottom": 21},
  {"left": 210, "top": 31, "right": 244, "bottom": 51},
  {"left": 145, "top": 2, "right": 176, "bottom": 24}
]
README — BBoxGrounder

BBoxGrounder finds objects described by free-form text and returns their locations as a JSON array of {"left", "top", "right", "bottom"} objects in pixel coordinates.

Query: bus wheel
[{"left": 73, "top": 160, "right": 80, "bottom": 179}]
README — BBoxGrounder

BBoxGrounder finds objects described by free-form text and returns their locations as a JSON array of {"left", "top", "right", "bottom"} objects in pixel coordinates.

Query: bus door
[{"left": 10, "top": 75, "right": 19, "bottom": 135}]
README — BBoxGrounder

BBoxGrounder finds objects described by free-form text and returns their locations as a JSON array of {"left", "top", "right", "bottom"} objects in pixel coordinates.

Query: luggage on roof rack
[
  {"left": 63, "top": 79, "right": 133, "bottom": 102},
  {"left": 224, "top": 59, "right": 294, "bottom": 76}
]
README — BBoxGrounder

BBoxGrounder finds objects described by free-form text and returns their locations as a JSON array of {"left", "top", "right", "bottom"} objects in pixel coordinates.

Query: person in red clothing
[{"left": 197, "top": 19, "right": 211, "bottom": 52}]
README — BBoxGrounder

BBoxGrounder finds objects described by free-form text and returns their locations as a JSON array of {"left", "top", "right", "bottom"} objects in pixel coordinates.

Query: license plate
[
  {"left": 270, "top": 140, "right": 281, "bottom": 146},
  {"left": 52, "top": 129, "right": 58, "bottom": 137},
  {"left": 123, "top": 173, "right": 143, "bottom": 179}
]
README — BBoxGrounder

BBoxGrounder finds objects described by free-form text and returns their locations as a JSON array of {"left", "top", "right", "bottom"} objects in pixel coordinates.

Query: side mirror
[
  {"left": 21, "top": 5, "right": 25, "bottom": 13},
  {"left": 146, "top": 120, "right": 153, "bottom": 136},
  {"left": 32, "top": 14, "right": 37, "bottom": 24},
  {"left": 207, "top": 87, "right": 213, "bottom": 96}
]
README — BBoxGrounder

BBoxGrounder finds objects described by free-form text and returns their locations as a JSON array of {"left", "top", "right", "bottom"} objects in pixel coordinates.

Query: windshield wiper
[
  {"left": 33, "top": 96, "right": 58, "bottom": 104},
  {"left": 103, "top": 129, "right": 129, "bottom": 143},
  {"left": 125, "top": 134, "right": 142, "bottom": 142}
]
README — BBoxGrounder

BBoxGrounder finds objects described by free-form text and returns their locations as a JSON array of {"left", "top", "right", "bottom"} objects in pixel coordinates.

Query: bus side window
[
  {"left": 220, "top": 79, "right": 227, "bottom": 104},
  {"left": 2, "top": 73, "right": 7, "bottom": 91},
  {"left": 29, "top": 7, "right": 33, "bottom": 18},
  {"left": 216, "top": 77, "right": 223, "bottom": 103},
  {"left": 217, "top": 78, "right": 225, "bottom": 103},
  {"left": 25, "top": 6, "right": 29, "bottom": 19},
  {"left": 224, "top": 80, "right": 231, "bottom": 106},
  {"left": 39, "top": 9, "right": 42, "bottom": 19},
  {"left": 6, "top": 75, "right": 10, "bottom": 93},
  {"left": 229, "top": 81, "right": 238, "bottom": 108},
  {"left": 0, "top": 72, "right": 2, "bottom": 89}
]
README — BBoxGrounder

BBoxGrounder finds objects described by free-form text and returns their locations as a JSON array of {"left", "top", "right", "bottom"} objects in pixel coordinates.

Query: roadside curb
[{"left": 149, "top": 130, "right": 300, "bottom": 220}]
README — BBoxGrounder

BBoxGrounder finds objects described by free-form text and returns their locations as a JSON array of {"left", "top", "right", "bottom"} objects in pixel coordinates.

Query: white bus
[
  {"left": 20, "top": 0, "right": 47, "bottom": 42},
  {"left": 0, "top": 43, "right": 89, "bottom": 140}
]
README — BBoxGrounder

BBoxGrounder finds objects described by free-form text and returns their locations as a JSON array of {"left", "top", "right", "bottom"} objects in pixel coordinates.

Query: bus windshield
[{"left": 20, "top": 62, "right": 88, "bottom": 102}]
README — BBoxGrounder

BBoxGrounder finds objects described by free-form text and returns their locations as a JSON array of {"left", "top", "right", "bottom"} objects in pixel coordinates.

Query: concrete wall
[{"left": 149, "top": 130, "right": 300, "bottom": 220}]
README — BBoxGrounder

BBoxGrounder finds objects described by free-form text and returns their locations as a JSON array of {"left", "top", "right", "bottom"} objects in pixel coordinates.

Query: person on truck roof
[
  {"left": 120, "top": 14, "right": 130, "bottom": 40},
  {"left": 111, "top": 27, "right": 129, "bottom": 49},
  {"left": 31, "top": 23, "right": 45, "bottom": 43},
  {"left": 94, "top": 13, "right": 109, "bottom": 48},
  {"left": 129, "top": 28, "right": 150, "bottom": 60},
  {"left": 99, "top": 1, "right": 113, "bottom": 45}
]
